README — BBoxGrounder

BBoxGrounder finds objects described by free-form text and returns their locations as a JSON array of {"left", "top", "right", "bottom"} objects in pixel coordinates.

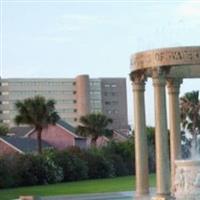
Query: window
[
  {"left": 111, "top": 84, "right": 117, "bottom": 88},
  {"left": 3, "top": 110, "right": 10, "bottom": 114},
  {"left": 90, "top": 81, "right": 100, "bottom": 86},
  {"left": 114, "top": 110, "right": 119, "bottom": 114},
  {"left": 3, "top": 120, "right": 10, "bottom": 123},
  {"left": 112, "top": 101, "right": 118, "bottom": 105},
  {"left": 104, "top": 84, "right": 110, "bottom": 88},
  {"left": 2, "top": 82, "right": 8, "bottom": 86},
  {"left": 105, "top": 101, "right": 111, "bottom": 105},
  {"left": 107, "top": 110, "right": 112, "bottom": 114},
  {"left": 2, "top": 92, "right": 9, "bottom": 95}
]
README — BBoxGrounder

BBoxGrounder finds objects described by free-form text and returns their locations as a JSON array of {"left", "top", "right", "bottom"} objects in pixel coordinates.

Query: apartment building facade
[{"left": 0, "top": 75, "right": 128, "bottom": 132}]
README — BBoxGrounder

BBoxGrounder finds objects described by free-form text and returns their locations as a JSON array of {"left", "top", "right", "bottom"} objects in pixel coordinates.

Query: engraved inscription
[{"left": 132, "top": 47, "right": 200, "bottom": 70}]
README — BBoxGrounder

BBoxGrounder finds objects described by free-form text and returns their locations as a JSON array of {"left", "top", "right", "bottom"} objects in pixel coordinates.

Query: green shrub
[
  {"left": 13, "top": 154, "right": 39, "bottom": 186},
  {"left": 81, "top": 149, "right": 115, "bottom": 179},
  {"left": 42, "top": 153, "right": 64, "bottom": 183},
  {"left": 10, "top": 153, "right": 63, "bottom": 186},
  {"left": 0, "top": 138, "right": 145, "bottom": 188},
  {"left": 146, "top": 127, "right": 156, "bottom": 173},
  {"left": 0, "top": 157, "right": 15, "bottom": 188},
  {"left": 108, "top": 154, "right": 129, "bottom": 176},
  {"left": 53, "top": 150, "right": 88, "bottom": 181},
  {"left": 102, "top": 139, "right": 134, "bottom": 175}
]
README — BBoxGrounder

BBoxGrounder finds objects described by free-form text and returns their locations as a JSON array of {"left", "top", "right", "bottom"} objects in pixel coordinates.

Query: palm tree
[
  {"left": 76, "top": 113, "right": 113, "bottom": 146},
  {"left": 14, "top": 96, "right": 60, "bottom": 154},
  {"left": 180, "top": 91, "right": 200, "bottom": 154},
  {"left": 180, "top": 91, "right": 200, "bottom": 135}
]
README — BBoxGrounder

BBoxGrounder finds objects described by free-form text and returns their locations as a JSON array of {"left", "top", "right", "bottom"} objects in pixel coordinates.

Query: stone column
[
  {"left": 152, "top": 71, "right": 171, "bottom": 199},
  {"left": 131, "top": 73, "right": 149, "bottom": 197},
  {"left": 167, "top": 78, "right": 182, "bottom": 192}
]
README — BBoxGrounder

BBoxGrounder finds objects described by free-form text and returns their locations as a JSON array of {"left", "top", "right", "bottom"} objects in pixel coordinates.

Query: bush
[
  {"left": 0, "top": 138, "right": 145, "bottom": 188},
  {"left": 42, "top": 151, "right": 64, "bottom": 183},
  {"left": 146, "top": 127, "right": 156, "bottom": 173},
  {"left": 53, "top": 150, "right": 88, "bottom": 181},
  {"left": 102, "top": 139, "right": 134, "bottom": 175},
  {"left": 0, "top": 157, "right": 15, "bottom": 188},
  {"left": 108, "top": 154, "right": 129, "bottom": 176},
  {"left": 9, "top": 153, "right": 64, "bottom": 187},
  {"left": 81, "top": 149, "right": 114, "bottom": 179},
  {"left": 13, "top": 154, "right": 39, "bottom": 186}
]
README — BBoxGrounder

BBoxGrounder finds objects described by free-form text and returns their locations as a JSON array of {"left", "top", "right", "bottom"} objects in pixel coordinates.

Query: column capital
[
  {"left": 152, "top": 76, "right": 166, "bottom": 87},
  {"left": 131, "top": 71, "right": 146, "bottom": 92},
  {"left": 167, "top": 78, "right": 182, "bottom": 94},
  {"left": 152, "top": 67, "right": 169, "bottom": 87}
]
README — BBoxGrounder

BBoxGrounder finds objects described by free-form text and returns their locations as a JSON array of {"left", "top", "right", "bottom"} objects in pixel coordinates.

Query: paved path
[
  {"left": 42, "top": 192, "right": 132, "bottom": 200},
  {"left": 41, "top": 189, "right": 156, "bottom": 200}
]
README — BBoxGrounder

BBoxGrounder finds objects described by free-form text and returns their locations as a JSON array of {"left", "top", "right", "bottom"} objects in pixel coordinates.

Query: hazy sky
[{"left": 1, "top": 0, "right": 200, "bottom": 126}]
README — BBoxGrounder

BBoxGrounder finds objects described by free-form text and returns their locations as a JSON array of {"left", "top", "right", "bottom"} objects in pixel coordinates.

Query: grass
[{"left": 0, "top": 174, "right": 155, "bottom": 200}]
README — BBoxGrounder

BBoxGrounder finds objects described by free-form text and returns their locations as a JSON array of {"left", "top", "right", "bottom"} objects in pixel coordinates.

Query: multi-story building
[{"left": 0, "top": 75, "right": 128, "bottom": 132}]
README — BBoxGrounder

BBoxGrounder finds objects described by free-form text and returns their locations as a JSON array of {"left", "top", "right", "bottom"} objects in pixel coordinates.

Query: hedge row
[{"left": 0, "top": 139, "right": 155, "bottom": 188}]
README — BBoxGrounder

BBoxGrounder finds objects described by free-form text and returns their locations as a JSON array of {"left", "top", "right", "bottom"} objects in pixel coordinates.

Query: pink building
[
  {"left": 27, "top": 120, "right": 86, "bottom": 150},
  {"left": 0, "top": 120, "right": 129, "bottom": 156},
  {"left": 1, "top": 120, "right": 87, "bottom": 155}
]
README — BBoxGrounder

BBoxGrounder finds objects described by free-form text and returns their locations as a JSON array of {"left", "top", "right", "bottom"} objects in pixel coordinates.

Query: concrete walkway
[
  {"left": 42, "top": 192, "right": 133, "bottom": 200},
  {"left": 41, "top": 189, "right": 156, "bottom": 200}
]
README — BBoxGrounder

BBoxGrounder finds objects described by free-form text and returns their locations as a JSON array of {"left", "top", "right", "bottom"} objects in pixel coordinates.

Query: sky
[{"left": 1, "top": 0, "right": 200, "bottom": 126}]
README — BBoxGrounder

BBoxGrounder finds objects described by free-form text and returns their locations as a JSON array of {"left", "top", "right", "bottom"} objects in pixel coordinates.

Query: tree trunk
[{"left": 37, "top": 127, "right": 43, "bottom": 154}]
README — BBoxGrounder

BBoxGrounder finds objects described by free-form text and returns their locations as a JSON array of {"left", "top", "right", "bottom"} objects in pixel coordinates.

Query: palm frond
[{"left": 76, "top": 113, "right": 113, "bottom": 142}]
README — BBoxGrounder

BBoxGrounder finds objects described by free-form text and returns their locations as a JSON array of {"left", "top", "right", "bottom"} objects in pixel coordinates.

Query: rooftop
[{"left": 0, "top": 136, "right": 52, "bottom": 153}]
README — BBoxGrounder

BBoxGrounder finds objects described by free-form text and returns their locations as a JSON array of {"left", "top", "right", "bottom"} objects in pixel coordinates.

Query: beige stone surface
[
  {"left": 130, "top": 46, "right": 200, "bottom": 199},
  {"left": 131, "top": 46, "right": 200, "bottom": 72},
  {"left": 132, "top": 75, "right": 149, "bottom": 195},
  {"left": 167, "top": 78, "right": 182, "bottom": 193},
  {"left": 152, "top": 74, "right": 170, "bottom": 197}
]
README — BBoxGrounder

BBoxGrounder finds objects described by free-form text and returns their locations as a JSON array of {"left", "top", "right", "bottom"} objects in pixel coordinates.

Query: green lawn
[{"left": 0, "top": 175, "right": 155, "bottom": 200}]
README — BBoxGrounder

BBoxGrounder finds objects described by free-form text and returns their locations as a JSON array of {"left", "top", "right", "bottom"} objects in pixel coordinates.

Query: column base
[
  {"left": 136, "top": 190, "right": 149, "bottom": 196},
  {"left": 135, "top": 192, "right": 149, "bottom": 200},
  {"left": 135, "top": 190, "right": 150, "bottom": 200},
  {"left": 135, "top": 195, "right": 150, "bottom": 200}
]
